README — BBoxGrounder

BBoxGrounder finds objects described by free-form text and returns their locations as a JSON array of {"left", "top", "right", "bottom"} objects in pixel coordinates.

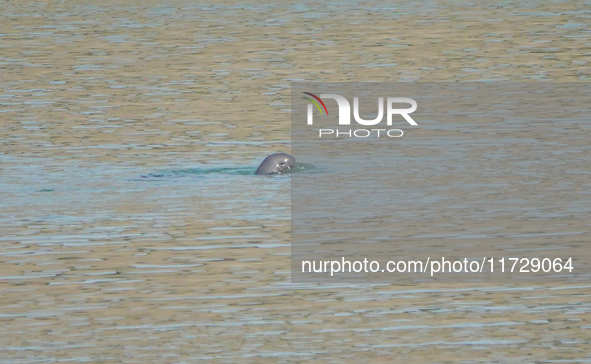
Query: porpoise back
[{"left": 255, "top": 153, "right": 296, "bottom": 175}]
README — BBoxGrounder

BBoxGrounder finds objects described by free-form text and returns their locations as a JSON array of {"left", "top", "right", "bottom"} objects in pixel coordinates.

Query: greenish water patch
[
  {"left": 170, "top": 166, "right": 255, "bottom": 176},
  {"left": 139, "top": 163, "right": 319, "bottom": 179},
  {"left": 141, "top": 167, "right": 254, "bottom": 178}
]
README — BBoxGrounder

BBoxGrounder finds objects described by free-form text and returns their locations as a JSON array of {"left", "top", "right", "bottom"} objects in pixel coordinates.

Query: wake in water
[{"left": 138, "top": 163, "right": 319, "bottom": 179}]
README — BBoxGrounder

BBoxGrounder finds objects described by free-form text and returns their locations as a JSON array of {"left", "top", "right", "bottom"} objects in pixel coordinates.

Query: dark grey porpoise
[{"left": 255, "top": 153, "right": 296, "bottom": 175}]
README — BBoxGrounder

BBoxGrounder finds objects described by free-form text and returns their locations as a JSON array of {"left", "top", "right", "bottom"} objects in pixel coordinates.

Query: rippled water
[{"left": 1, "top": 0, "right": 591, "bottom": 362}]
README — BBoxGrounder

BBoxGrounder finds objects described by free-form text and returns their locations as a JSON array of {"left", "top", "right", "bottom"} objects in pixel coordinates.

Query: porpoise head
[{"left": 255, "top": 153, "right": 296, "bottom": 175}]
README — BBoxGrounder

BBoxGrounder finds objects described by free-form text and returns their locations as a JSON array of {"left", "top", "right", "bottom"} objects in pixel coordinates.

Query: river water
[{"left": 1, "top": 1, "right": 590, "bottom": 362}]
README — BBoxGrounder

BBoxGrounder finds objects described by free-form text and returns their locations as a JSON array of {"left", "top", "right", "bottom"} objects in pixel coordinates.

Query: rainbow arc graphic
[{"left": 303, "top": 92, "right": 328, "bottom": 115}]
